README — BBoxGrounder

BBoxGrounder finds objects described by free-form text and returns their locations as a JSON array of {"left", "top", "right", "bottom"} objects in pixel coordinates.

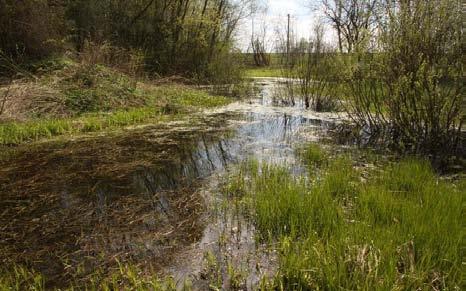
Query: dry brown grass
[
  {"left": 0, "top": 80, "right": 64, "bottom": 121},
  {"left": 0, "top": 59, "right": 146, "bottom": 121}
]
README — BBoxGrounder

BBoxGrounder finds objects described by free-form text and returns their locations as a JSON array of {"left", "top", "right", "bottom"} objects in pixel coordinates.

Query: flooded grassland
[{"left": 1, "top": 79, "right": 463, "bottom": 290}]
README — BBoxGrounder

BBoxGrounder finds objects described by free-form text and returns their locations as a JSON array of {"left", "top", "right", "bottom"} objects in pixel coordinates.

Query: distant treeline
[{"left": 0, "top": 0, "right": 253, "bottom": 82}]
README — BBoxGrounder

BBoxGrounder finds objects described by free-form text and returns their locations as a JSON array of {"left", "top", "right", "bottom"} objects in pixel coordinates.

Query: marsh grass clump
[
  {"left": 233, "top": 155, "right": 464, "bottom": 290},
  {"left": 233, "top": 162, "right": 343, "bottom": 241},
  {"left": 0, "top": 266, "right": 45, "bottom": 291},
  {"left": 88, "top": 264, "right": 178, "bottom": 291},
  {"left": 301, "top": 143, "right": 328, "bottom": 168},
  {"left": 318, "top": 156, "right": 360, "bottom": 205},
  {"left": 377, "top": 158, "right": 436, "bottom": 195}
]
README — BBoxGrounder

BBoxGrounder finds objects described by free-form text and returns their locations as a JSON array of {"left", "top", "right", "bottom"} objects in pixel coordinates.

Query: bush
[
  {"left": 203, "top": 47, "right": 243, "bottom": 85},
  {"left": 346, "top": 0, "right": 464, "bottom": 162},
  {"left": 62, "top": 64, "right": 139, "bottom": 114}
]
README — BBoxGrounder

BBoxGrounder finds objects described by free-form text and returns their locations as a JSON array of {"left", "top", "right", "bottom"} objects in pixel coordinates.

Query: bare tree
[
  {"left": 251, "top": 20, "right": 270, "bottom": 66},
  {"left": 320, "top": 0, "right": 378, "bottom": 53}
]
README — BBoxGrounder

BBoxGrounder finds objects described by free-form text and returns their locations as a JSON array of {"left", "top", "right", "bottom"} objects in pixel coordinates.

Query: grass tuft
[
  {"left": 0, "top": 264, "right": 181, "bottom": 291},
  {"left": 301, "top": 143, "right": 328, "bottom": 168}
]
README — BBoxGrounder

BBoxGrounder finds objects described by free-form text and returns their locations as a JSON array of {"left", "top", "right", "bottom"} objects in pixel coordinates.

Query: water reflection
[{"left": 0, "top": 78, "right": 342, "bottom": 288}]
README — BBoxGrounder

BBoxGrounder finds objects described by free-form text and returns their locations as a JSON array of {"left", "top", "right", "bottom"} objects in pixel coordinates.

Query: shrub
[{"left": 346, "top": 0, "right": 464, "bottom": 162}]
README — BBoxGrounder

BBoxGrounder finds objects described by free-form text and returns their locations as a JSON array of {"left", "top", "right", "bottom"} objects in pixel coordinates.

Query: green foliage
[
  {"left": 318, "top": 156, "right": 359, "bottom": 203},
  {"left": 277, "top": 51, "right": 342, "bottom": 111},
  {"left": 203, "top": 48, "right": 243, "bottom": 84},
  {"left": 0, "top": 108, "right": 162, "bottom": 145},
  {"left": 0, "top": 0, "right": 64, "bottom": 65},
  {"left": 231, "top": 162, "right": 343, "bottom": 241},
  {"left": 0, "top": 58, "right": 232, "bottom": 145},
  {"left": 148, "top": 85, "right": 230, "bottom": 109},
  {"left": 346, "top": 0, "right": 464, "bottom": 160},
  {"left": 65, "top": 0, "right": 245, "bottom": 82},
  {"left": 61, "top": 64, "right": 139, "bottom": 114},
  {"left": 295, "top": 53, "right": 340, "bottom": 111},
  {"left": 243, "top": 68, "right": 284, "bottom": 78},
  {"left": 0, "top": 0, "right": 245, "bottom": 83},
  {"left": 0, "top": 266, "right": 45, "bottom": 291}
]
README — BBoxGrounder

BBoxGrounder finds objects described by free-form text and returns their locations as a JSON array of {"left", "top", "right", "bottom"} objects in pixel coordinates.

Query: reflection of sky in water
[
  {"left": 184, "top": 79, "right": 341, "bottom": 176},
  {"left": 168, "top": 78, "right": 343, "bottom": 288},
  {"left": 59, "top": 79, "right": 342, "bottom": 202},
  {"left": 0, "top": 78, "right": 345, "bottom": 287}
]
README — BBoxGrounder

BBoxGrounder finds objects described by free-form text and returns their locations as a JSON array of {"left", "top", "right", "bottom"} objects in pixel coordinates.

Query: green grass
[
  {"left": 228, "top": 147, "right": 464, "bottom": 290},
  {"left": 0, "top": 85, "right": 230, "bottom": 145},
  {"left": 243, "top": 67, "right": 284, "bottom": 78},
  {"left": 0, "top": 266, "right": 45, "bottom": 291},
  {"left": 300, "top": 143, "right": 328, "bottom": 168},
  {"left": 0, "top": 58, "right": 232, "bottom": 145},
  {"left": 0, "top": 107, "right": 168, "bottom": 145},
  {"left": 0, "top": 264, "right": 184, "bottom": 291},
  {"left": 58, "top": 65, "right": 230, "bottom": 114},
  {"left": 146, "top": 85, "right": 230, "bottom": 108}
]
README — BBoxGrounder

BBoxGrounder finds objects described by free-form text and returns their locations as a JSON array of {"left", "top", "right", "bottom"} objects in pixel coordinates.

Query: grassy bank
[
  {"left": 243, "top": 67, "right": 284, "bottom": 78},
  {"left": 0, "top": 87, "right": 230, "bottom": 145},
  {"left": 227, "top": 146, "right": 464, "bottom": 290},
  {"left": 0, "top": 107, "right": 167, "bottom": 145},
  {"left": 0, "top": 59, "right": 230, "bottom": 145},
  {"left": 0, "top": 89, "right": 229, "bottom": 145}
]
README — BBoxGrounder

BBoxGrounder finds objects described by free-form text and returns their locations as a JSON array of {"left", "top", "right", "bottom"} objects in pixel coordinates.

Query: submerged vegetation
[{"left": 227, "top": 145, "right": 464, "bottom": 290}]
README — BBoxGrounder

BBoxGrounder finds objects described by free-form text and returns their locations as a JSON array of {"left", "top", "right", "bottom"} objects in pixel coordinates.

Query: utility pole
[
  {"left": 251, "top": 15, "right": 255, "bottom": 65},
  {"left": 251, "top": 15, "right": 255, "bottom": 44},
  {"left": 251, "top": 15, "right": 254, "bottom": 52},
  {"left": 286, "top": 14, "right": 290, "bottom": 67}
]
